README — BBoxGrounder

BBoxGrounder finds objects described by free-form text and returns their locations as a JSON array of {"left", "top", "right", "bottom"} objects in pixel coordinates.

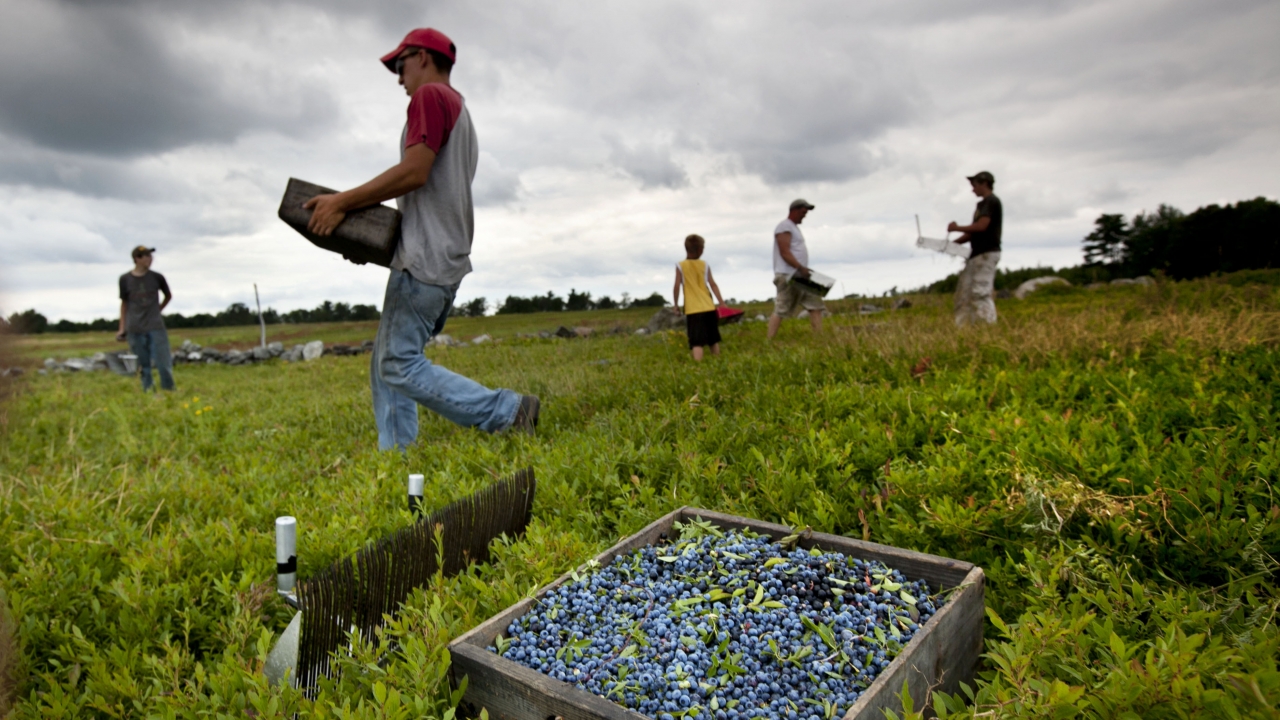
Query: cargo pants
[{"left": 954, "top": 251, "right": 1000, "bottom": 326}]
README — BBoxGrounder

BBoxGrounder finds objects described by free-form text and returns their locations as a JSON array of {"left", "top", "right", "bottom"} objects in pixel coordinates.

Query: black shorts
[{"left": 685, "top": 310, "right": 721, "bottom": 349}]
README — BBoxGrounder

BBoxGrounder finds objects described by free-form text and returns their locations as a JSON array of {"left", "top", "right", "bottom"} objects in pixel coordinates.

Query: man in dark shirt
[
  {"left": 117, "top": 245, "right": 175, "bottom": 391},
  {"left": 948, "top": 171, "right": 1003, "bottom": 325}
]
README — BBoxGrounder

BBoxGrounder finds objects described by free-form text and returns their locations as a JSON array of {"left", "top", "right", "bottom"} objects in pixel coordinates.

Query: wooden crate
[
  {"left": 449, "top": 507, "right": 985, "bottom": 720},
  {"left": 277, "top": 177, "right": 401, "bottom": 267}
]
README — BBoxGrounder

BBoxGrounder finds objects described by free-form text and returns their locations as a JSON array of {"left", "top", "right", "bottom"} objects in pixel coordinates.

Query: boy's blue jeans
[
  {"left": 127, "top": 328, "right": 175, "bottom": 392},
  {"left": 371, "top": 269, "right": 521, "bottom": 451}
]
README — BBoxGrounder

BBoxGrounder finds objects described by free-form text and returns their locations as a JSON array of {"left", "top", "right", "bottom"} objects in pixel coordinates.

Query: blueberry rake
[{"left": 266, "top": 469, "right": 536, "bottom": 690}]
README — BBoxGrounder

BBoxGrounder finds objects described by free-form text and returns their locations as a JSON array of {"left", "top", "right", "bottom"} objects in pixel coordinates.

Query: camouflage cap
[{"left": 967, "top": 171, "right": 995, "bottom": 186}]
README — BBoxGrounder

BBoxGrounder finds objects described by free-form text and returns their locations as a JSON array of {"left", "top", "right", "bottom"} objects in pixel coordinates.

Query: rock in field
[
  {"left": 645, "top": 308, "right": 685, "bottom": 334},
  {"left": 1014, "top": 276, "right": 1070, "bottom": 300},
  {"left": 302, "top": 340, "right": 325, "bottom": 361}
]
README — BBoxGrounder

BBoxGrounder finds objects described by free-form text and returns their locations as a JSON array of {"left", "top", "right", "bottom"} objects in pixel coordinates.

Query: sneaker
[{"left": 510, "top": 395, "right": 540, "bottom": 435}]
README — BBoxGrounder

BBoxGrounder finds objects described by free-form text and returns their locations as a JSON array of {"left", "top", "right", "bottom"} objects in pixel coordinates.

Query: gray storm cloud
[
  {"left": 0, "top": 0, "right": 338, "bottom": 158},
  {"left": 0, "top": 0, "right": 1277, "bottom": 320}
]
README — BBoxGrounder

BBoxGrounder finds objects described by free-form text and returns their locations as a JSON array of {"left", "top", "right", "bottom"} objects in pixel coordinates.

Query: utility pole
[{"left": 254, "top": 283, "right": 266, "bottom": 348}]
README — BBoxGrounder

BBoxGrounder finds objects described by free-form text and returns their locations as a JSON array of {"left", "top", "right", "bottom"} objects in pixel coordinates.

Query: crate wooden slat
[
  {"left": 277, "top": 177, "right": 402, "bottom": 268},
  {"left": 450, "top": 507, "right": 985, "bottom": 720}
]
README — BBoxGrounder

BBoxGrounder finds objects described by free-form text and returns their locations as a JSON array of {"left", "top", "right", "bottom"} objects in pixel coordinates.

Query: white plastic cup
[{"left": 275, "top": 516, "right": 297, "bottom": 593}]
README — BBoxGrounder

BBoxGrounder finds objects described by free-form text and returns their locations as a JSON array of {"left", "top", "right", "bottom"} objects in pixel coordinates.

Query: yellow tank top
[{"left": 679, "top": 259, "right": 715, "bottom": 314}]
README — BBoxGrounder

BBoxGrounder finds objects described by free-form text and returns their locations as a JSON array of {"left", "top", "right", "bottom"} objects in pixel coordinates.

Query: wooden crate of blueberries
[{"left": 449, "top": 507, "right": 985, "bottom": 720}]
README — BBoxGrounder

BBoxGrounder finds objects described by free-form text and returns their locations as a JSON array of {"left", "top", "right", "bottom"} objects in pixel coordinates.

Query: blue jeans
[
  {"left": 371, "top": 269, "right": 521, "bottom": 450},
  {"left": 127, "top": 328, "right": 175, "bottom": 391}
]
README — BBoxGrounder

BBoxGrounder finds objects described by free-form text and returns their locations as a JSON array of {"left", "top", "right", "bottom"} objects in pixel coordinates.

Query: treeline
[
  {"left": 495, "top": 290, "right": 666, "bottom": 315},
  {"left": 3, "top": 300, "right": 380, "bottom": 335},
  {"left": 926, "top": 196, "right": 1280, "bottom": 293}
]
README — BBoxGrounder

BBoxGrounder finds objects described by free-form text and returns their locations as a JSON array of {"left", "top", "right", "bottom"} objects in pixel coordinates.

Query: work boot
[{"left": 510, "top": 395, "right": 540, "bottom": 435}]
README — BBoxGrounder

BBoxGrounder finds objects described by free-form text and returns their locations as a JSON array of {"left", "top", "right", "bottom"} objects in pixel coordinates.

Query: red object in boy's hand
[{"left": 717, "top": 306, "right": 745, "bottom": 324}]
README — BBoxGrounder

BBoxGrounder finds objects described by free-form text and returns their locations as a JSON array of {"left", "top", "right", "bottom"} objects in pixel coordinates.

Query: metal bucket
[{"left": 120, "top": 354, "right": 139, "bottom": 373}]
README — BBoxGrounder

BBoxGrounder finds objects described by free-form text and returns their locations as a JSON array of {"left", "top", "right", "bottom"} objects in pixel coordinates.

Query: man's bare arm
[
  {"left": 304, "top": 143, "right": 438, "bottom": 236},
  {"left": 159, "top": 289, "right": 172, "bottom": 312},
  {"left": 116, "top": 301, "right": 127, "bottom": 340},
  {"left": 775, "top": 232, "right": 810, "bottom": 276},
  {"left": 947, "top": 216, "right": 991, "bottom": 235},
  {"left": 673, "top": 268, "right": 683, "bottom": 314}
]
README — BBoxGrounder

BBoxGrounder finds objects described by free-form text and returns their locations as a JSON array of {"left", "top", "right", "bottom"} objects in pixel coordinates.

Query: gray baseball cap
[{"left": 789, "top": 199, "right": 815, "bottom": 210}]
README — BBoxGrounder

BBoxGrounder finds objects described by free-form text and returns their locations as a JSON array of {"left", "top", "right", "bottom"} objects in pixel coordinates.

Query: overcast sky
[{"left": 2, "top": 0, "right": 1278, "bottom": 321}]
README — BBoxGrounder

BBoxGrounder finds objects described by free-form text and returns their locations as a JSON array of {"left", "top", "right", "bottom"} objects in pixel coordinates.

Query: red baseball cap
[{"left": 380, "top": 28, "right": 457, "bottom": 73}]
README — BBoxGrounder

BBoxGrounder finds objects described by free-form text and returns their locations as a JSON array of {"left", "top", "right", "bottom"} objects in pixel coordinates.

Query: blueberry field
[{"left": 2, "top": 277, "right": 1280, "bottom": 718}]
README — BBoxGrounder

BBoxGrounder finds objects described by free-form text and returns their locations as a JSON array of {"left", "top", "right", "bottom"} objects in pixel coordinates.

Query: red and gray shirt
[
  {"left": 392, "top": 83, "right": 479, "bottom": 287},
  {"left": 119, "top": 270, "right": 169, "bottom": 333}
]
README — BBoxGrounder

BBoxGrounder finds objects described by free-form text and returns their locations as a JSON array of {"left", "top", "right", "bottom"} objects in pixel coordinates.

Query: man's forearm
[
  {"left": 333, "top": 160, "right": 429, "bottom": 212},
  {"left": 953, "top": 218, "right": 990, "bottom": 234},
  {"left": 306, "top": 145, "right": 436, "bottom": 236},
  {"left": 118, "top": 302, "right": 127, "bottom": 335},
  {"left": 160, "top": 293, "right": 172, "bottom": 312}
]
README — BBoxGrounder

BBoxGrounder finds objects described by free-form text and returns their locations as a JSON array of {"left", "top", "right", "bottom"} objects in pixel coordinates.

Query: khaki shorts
[{"left": 773, "top": 273, "right": 826, "bottom": 318}]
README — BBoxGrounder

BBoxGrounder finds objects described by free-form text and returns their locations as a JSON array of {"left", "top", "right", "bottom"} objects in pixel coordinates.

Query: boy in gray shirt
[{"left": 117, "top": 245, "right": 175, "bottom": 391}]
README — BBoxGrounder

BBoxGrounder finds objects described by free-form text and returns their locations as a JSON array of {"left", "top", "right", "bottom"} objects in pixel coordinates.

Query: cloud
[
  {"left": 1, "top": 0, "right": 1279, "bottom": 321},
  {"left": 0, "top": 0, "right": 339, "bottom": 157},
  {"left": 606, "top": 137, "right": 688, "bottom": 190},
  {"left": 472, "top": 151, "right": 521, "bottom": 206}
]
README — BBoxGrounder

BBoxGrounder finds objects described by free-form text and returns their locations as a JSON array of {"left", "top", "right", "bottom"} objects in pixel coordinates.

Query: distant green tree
[
  {"left": 1083, "top": 213, "right": 1129, "bottom": 266},
  {"left": 594, "top": 295, "right": 617, "bottom": 310},
  {"left": 451, "top": 297, "right": 487, "bottom": 317},
  {"left": 1122, "top": 204, "right": 1185, "bottom": 276},
  {"left": 6, "top": 309, "right": 48, "bottom": 334},
  {"left": 1163, "top": 197, "right": 1280, "bottom": 279},
  {"left": 497, "top": 292, "right": 565, "bottom": 314},
  {"left": 566, "top": 289, "right": 592, "bottom": 312},
  {"left": 629, "top": 292, "right": 667, "bottom": 308}
]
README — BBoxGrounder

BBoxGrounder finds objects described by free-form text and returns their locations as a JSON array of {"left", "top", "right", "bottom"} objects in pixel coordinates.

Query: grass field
[{"left": 2, "top": 278, "right": 1280, "bottom": 718}]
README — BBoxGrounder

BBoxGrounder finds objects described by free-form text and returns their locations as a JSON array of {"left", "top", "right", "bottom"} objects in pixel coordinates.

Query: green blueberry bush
[{"left": 1, "top": 278, "right": 1279, "bottom": 718}]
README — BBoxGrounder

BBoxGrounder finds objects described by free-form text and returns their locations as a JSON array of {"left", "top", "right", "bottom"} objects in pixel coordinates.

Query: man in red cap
[{"left": 303, "top": 28, "right": 539, "bottom": 450}]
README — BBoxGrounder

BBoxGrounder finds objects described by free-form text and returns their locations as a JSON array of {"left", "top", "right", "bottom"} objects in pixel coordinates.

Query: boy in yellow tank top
[{"left": 672, "top": 234, "right": 726, "bottom": 361}]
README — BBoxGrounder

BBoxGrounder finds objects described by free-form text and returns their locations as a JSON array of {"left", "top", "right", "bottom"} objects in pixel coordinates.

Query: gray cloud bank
[{"left": 1, "top": 0, "right": 1278, "bottom": 320}]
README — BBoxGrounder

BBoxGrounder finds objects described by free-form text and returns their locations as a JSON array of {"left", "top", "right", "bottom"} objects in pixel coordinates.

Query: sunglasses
[{"left": 394, "top": 49, "right": 423, "bottom": 76}]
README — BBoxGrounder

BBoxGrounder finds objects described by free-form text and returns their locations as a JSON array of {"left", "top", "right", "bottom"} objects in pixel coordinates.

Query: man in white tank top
[{"left": 302, "top": 28, "right": 539, "bottom": 449}]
